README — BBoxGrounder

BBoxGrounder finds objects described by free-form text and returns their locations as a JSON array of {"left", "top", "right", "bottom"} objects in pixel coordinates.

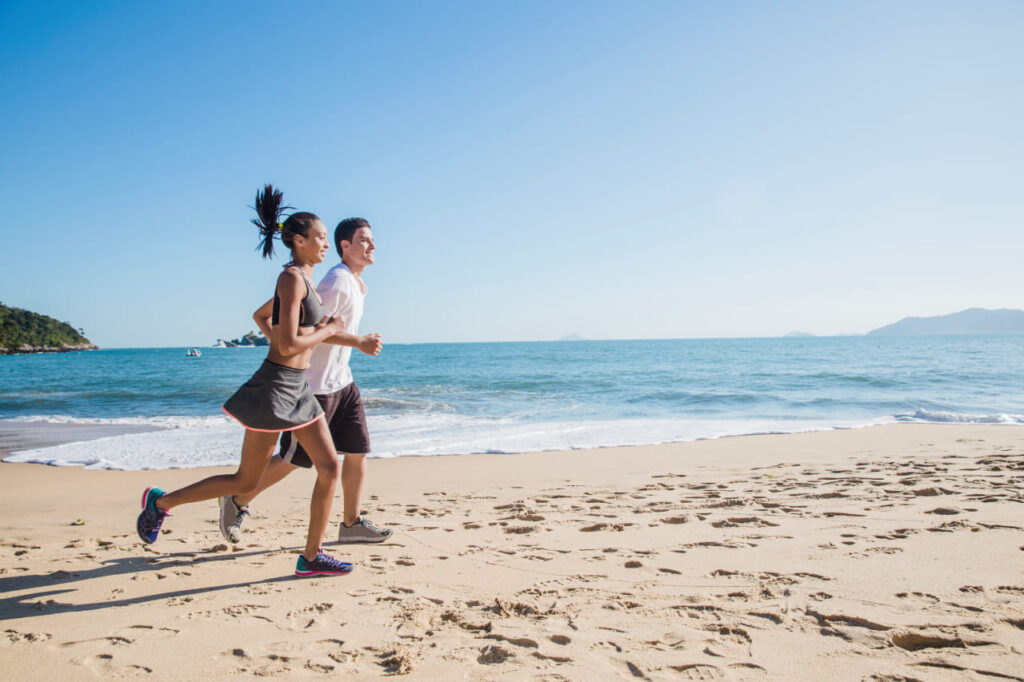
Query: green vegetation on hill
[{"left": 0, "top": 302, "right": 95, "bottom": 352}]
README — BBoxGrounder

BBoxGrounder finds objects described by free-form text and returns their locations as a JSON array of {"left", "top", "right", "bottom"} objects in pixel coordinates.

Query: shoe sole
[
  {"left": 217, "top": 497, "right": 237, "bottom": 544},
  {"left": 336, "top": 534, "right": 391, "bottom": 544},
  {"left": 295, "top": 567, "right": 353, "bottom": 577}
]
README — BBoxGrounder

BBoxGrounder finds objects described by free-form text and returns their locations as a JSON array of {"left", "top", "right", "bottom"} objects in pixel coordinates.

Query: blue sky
[{"left": 2, "top": 1, "right": 1021, "bottom": 347}]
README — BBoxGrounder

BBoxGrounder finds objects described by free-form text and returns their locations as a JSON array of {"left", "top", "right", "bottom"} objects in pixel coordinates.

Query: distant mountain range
[{"left": 868, "top": 308, "right": 1024, "bottom": 335}]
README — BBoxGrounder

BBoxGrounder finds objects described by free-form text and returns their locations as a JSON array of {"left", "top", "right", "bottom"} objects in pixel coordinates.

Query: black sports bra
[{"left": 271, "top": 267, "right": 324, "bottom": 328}]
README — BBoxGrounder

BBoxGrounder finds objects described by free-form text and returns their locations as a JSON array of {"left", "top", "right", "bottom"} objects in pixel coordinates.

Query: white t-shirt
[{"left": 306, "top": 262, "right": 365, "bottom": 395}]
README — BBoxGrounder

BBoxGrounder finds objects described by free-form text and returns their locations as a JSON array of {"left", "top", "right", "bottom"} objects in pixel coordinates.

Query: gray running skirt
[{"left": 222, "top": 360, "right": 324, "bottom": 432}]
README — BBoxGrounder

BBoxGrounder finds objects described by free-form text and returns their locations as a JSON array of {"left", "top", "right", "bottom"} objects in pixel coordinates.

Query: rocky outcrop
[
  {"left": 0, "top": 342, "right": 98, "bottom": 355},
  {"left": 213, "top": 332, "right": 269, "bottom": 348}
]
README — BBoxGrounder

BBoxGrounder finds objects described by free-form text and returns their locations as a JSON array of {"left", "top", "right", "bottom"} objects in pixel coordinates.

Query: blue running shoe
[
  {"left": 295, "top": 550, "right": 353, "bottom": 577},
  {"left": 137, "top": 486, "right": 169, "bottom": 544}
]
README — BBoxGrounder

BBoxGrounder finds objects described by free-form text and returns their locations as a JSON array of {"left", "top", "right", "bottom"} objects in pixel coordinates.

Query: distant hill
[
  {"left": 868, "top": 308, "right": 1024, "bottom": 335},
  {"left": 559, "top": 333, "right": 587, "bottom": 341},
  {"left": 0, "top": 302, "right": 97, "bottom": 354}
]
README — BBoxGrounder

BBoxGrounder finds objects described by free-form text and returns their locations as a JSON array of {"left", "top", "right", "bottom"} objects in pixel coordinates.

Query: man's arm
[
  {"left": 323, "top": 331, "right": 383, "bottom": 357},
  {"left": 316, "top": 269, "right": 382, "bottom": 356}
]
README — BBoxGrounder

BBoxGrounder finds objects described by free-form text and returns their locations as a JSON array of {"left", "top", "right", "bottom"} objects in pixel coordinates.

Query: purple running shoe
[
  {"left": 295, "top": 550, "right": 353, "bottom": 577},
  {"left": 137, "top": 487, "right": 169, "bottom": 544}
]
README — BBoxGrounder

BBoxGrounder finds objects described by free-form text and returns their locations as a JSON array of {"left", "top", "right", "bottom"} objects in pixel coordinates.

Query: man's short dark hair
[{"left": 334, "top": 218, "right": 371, "bottom": 255}]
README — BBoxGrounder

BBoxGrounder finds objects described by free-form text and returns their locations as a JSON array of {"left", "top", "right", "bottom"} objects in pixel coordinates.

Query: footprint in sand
[
  {"left": 185, "top": 604, "right": 272, "bottom": 624},
  {"left": 115, "top": 624, "right": 178, "bottom": 638},
  {"left": 370, "top": 646, "right": 417, "bottom": 674},
  {"left": 728, "top": 662, "right": 769, "bottom": 680},
  {"left": 245, "top": 654, "right": 294, "bottom": 677},
  {"left": 580, "top": 523, "right": 630, "bottom": 532},
  {"left": 305, "top": 638, "right": 353, "bottom": 665},
  {"left": 82, "top": 653, "right": 153, "bottom": 677},
  {"left": 670, "top": 662, "right": 725, "bottom": 679},
  {"left": 504, "top": 525, "right": 537, "bottom": 534},
  {"left": 304, "top": 658, "right": 336, "bottom": 674},
  {"left": 896, "top": 592, "right": 945, "bottom": 609},
  {"left": 476, "top": 644, "right": 512, "bottom": 665},
  {"left": 60, "top": 635, "right": 135, "bottom": 651},
  {"left": 286, "top": 602, "right": 335, "bottom": 631},
  {"left": 710, "top": 517, "right": 779, "bottom": 528},
  {"left": 2, "top": 629, "right": 52, "bottom": 644},
  {"left": 889, "top": 629, "right": 998, "bottom": 651}
]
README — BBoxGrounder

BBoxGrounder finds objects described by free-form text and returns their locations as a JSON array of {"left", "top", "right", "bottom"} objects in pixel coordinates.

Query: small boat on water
[{"left": 186, "top": 347, "right": 202, "bottom": 357}]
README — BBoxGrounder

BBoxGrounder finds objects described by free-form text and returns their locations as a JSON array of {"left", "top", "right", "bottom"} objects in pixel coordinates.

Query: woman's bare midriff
[{"left": 265, "top": 324, "right": 318, "bottom": 370}]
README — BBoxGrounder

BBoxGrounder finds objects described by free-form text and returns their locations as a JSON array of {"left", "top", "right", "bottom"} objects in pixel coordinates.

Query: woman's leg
[
  {"left": 291, "top": 417, "right": 340, "bottom": 561},
  {"left": 156, "top": 430, "right": 279, "bottom": 511},
  {"left": 234, "top": 455, "right": 297, "bottom": 507}
]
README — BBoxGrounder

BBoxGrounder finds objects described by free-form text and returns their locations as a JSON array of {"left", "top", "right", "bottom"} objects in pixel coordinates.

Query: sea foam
[
  {"left": 4, "top": 413, "right": 890, "bottom": 470},
  {"left": 896, "top": 409, "right": 1024, "bottom": 424}
]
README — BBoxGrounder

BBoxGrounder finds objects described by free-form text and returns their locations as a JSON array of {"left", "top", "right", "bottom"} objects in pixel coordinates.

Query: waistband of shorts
[{"left": 261, "top": 359, "right": 309, "bottom": 374}]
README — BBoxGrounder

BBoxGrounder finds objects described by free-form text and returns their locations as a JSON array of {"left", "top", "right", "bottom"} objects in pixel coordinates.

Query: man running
[{"left": 219, "top": 217, "right": 391, "bottom": 544}]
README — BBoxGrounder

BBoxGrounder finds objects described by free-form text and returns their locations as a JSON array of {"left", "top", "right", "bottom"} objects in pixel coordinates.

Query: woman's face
[{"left": 293, "top": 220, "right": 330, "bottom": 265}]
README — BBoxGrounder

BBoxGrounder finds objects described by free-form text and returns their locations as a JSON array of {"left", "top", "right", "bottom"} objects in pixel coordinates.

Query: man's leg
[
  {"left": 336, "top": 451, "right": 391, "bottom": 543},
  {"left": 218, "top": 426, "right": 311, "bottom": 543},
  {"left": 235, "top": 455, "right": 297, "bottom": 508},
  {"left": 340, "top": 453, "right": 366, "bottom": 527},
  {"left": 333, "top": 384, "right": 390, "bottom": 543}
]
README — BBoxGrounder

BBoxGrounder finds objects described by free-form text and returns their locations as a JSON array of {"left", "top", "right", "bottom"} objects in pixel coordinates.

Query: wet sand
[{"left": 0, "top": 421, "right": 163, "bottom": 461}]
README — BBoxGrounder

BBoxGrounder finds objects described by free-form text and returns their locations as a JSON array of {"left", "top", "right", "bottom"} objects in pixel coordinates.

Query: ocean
[{"left": 1, "top": 335, "right": 1022, "bottom": 470}]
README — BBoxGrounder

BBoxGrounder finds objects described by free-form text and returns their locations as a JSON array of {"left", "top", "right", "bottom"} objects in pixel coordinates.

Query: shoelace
[
  {"left": 361, "top": 518, "right": 388, "bottom": 533},
  {"left": 314, "top": 552, "right": 348, "bottom": 570},
  {"left": 147, "top": 505, "right": 170, "bottom": 519}
]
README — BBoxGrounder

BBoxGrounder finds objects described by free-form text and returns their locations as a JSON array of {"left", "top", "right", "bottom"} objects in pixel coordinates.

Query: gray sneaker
[
  {"left": 337, "top": 517, "right": 392, "bottom": 544},
  {"left": 218, "top": 495, "right": 249, "bottom": 544}
]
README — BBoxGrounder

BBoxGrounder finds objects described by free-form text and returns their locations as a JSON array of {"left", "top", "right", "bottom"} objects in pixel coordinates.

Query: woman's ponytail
[
  {"left": 251, "top": 184, "right": 290, "bottom": 259},
  {"left": 251, "top": 184, "right": 320, "bottom": 260}
]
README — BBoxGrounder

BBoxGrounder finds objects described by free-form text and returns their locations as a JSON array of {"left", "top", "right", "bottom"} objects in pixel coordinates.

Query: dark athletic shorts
[{"left": 277, "top": 382, "right": 370, "bottom": 468}]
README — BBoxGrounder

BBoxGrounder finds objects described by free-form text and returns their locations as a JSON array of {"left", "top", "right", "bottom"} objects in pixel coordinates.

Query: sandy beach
[{"left": 1, "top": 423, "right": 1022, "bottom": 680}]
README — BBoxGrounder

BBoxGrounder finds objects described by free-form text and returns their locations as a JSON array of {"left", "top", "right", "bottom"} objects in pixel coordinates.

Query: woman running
[{"left": 136, "top": 185, "right": 351, "bottom": 577}]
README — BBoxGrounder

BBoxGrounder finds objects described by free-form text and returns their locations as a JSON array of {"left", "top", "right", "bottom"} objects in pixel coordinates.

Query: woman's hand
[{"left": 316, "top": 315, "right": 347, "bottom": 335}]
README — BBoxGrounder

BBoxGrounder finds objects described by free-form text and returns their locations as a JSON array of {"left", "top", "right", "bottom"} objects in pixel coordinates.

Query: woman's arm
[
  {"left": 252, "top": 298, "right": 273, "bottom": 339},
  {"left": 272, "top": 269, "right": 345, "bottom": 356}
]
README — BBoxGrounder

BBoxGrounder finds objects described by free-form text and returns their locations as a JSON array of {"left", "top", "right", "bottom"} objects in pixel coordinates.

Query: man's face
[{"left": 343, "top": 226, "right": 375, "bottom": 267}]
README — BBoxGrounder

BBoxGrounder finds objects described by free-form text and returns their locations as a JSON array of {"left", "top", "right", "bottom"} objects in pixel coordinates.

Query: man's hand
[{"left": 357, "top": 333, "right": 383, "bottom": 356}]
